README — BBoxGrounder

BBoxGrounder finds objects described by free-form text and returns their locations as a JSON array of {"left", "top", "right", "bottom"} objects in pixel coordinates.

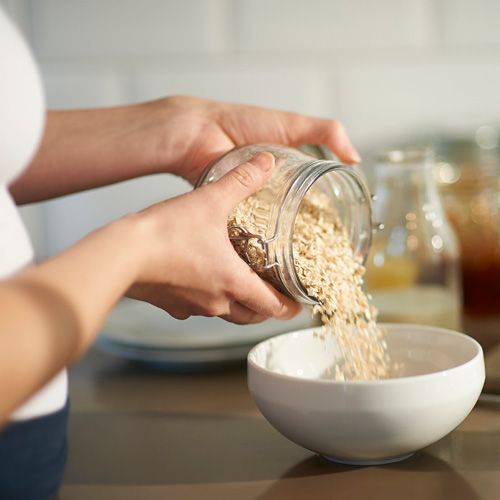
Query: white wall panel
[
  {"left": 235, "top": 0, "right": 433, "bottom": 51},
  {"left": 3, "top": 0, "right": 499, "bottom": 257},
  {"left": 41, "top": 64, "right": 129, "bottom": 108},
  {"left": 337, "top": 58, "right": 500, "bottom": 148},
  {"left": 31, "top": 0, "right": 229, "bottom": 58},
  {"left": 133, "top": 63, "right": 336, "bottom": 116},
  {"left": 441, "top": 0, "right": 500, "bottom": 47}
]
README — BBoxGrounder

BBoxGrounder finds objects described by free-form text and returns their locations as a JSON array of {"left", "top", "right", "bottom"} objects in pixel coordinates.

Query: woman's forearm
[
  {"left": 9, "top": 95, "right": 361, "bottom": 205},
  {"left": 0, "top": 215, "right": 142, "bottom": 421},
  {"left": 0, "top": 149, "right": 302, "bottom": 422},
  {"left": 9, "top": 102, "right": 168, "bottom": 204}
]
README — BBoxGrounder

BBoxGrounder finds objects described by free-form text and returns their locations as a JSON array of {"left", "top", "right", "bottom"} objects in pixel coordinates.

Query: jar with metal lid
[{"left": 196, "top": 144, "right": 374, "bottom": 305}]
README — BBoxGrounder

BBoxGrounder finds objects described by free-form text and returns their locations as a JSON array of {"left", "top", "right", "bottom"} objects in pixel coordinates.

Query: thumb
[{"left": 207, "top": 152, "right": 275, "bottom": 212}]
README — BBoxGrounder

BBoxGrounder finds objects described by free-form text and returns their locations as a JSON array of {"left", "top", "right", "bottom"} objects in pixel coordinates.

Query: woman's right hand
[
  {"left": 126, "top": 152, "right": 302, "bottom": 324},
  {"left": 0, "top": 152, "right": 300, "bottom": 420}
]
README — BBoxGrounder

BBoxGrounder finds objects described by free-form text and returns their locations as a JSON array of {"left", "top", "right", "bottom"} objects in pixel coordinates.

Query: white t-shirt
[{"left": 0, "top": 7, "right": 67, "bottom": 420}]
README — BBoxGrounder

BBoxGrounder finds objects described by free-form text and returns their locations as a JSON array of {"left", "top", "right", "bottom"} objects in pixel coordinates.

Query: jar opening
[{"left": 276, "top": 161, "right": 373, "bottom": 305}]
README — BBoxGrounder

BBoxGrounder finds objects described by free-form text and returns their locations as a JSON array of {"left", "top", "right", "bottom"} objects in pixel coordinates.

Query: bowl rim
[{"left": 247, "top": 323, "right": 484, "bottom": 386}]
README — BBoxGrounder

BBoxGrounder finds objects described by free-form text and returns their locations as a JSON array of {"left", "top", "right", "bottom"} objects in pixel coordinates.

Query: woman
[{"left": 0, "top": 7, "right": 360, "bottom": 499}]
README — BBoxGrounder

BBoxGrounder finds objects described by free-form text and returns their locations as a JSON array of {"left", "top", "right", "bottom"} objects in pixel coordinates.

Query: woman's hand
[
  {"left": 10, "top": 96, "right": 360, "bottom": 204},
  {"left": 127, "top": 151, "right": 301, "bottom": 324},
  {"left": 0, "top": 151, "right": 301, "bottom": 419},
  {"left": 152, "top": 95, "right": 361, "bottom": 184}
]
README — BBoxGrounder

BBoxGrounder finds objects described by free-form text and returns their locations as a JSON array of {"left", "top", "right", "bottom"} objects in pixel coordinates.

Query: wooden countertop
[{"left": 59, "top": 347, "right": 500, "bottom": 500}]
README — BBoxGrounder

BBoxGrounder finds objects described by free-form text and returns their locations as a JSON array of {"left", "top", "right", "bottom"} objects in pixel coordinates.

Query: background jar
[
  {"left": 435, "top": 136, "right": 500, "bottom": 317},
  {"left": 196, "top": 144, "right": 373, "bottom": 305},
  {"left": 364, "top": 147, "right": 462, "bottom": 330}
]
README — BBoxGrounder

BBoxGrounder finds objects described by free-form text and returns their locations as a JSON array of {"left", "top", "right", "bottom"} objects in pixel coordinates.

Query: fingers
[
  {"left": 204, "top": 152, "right": 275, "bottom": 213},
  {"left": 317, "top": 118, "right": 361, "bottom": 164},
  {"left": 220, "top": 302, "right": 268, "bottom": 325},
  {"left": 282, "top": 112, "right": 361, "bottom": 164},
  {"left": 228, "top": 265, "right": 302, "bottom": 321}
]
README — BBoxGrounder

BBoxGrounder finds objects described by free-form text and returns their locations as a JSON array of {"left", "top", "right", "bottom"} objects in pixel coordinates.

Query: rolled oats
[{"left": 229, "top": 185, "right": 390, "bottom": 381}]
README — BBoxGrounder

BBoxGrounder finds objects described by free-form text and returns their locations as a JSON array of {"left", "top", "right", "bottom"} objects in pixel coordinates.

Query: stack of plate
[{"left": 96, "top": 299, "right": 316, "bottom": 371}]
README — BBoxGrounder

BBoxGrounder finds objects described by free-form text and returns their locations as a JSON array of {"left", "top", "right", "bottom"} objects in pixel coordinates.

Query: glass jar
[
  {"left": 196, "top": 144, "right": 374, "bottom": 304},
  {"left": 364, "top": 147, "right": 462, "bottom": 330},
  {"left": 435, "top": 136, "right": 500, "bottom": 316}
]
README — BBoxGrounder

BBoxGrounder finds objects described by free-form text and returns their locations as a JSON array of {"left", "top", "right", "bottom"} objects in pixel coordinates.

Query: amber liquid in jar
[
  {"left": 447, "top": 210, "right": 500, "bottom": 315},
  {"left": 435, "top": 136, "right": 500, "bottom": 317},
  {"left": 462, "top": 259, "right": 500, "bottom": 315}
]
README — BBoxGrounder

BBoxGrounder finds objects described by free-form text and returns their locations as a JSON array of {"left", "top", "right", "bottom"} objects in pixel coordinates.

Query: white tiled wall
[
  {"left": 441, "top": 0, "right": 500, "bottom": 47},
  {"left": 2, "top": 0, "right": 500, "bottom": 257},
  {"left": 132, "top": 63, "right": 328, "bottom": 114},
  {"left": 41, "top": 63, "right": 129, "bottom": 108},
  {"left": 234, "top": 0, "right": 434, "bottom": 50},
  {"left": 338, "top": 57, "right": 500, "bottom": 148},
  {"left": 30, "top": 0, "right": 230, "bottom": 57}
]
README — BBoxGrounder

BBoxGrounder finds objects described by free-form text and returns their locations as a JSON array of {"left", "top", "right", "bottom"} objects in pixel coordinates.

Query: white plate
[
  {"left": 100, "top": 299, "right": 315, "bottom": 350},
  {"left": 95, "top": 335, "right": 253, "bottom": 371}
]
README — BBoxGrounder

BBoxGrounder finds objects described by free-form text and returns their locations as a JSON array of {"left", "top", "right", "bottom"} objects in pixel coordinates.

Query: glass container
[
  {"left": 364, "top": 147, "right": 462, "bottom": 330},
  {"left": 196, "top": 144, "right": 374, "bottom": 304},
  {"left": 435, "top": 136, "right": 500, "bottom": 316}
]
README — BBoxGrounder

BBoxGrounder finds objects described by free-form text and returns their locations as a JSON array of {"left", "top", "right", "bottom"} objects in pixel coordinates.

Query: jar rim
[{"left": 275, "top": 160, "right": 373, "bottom": 305}]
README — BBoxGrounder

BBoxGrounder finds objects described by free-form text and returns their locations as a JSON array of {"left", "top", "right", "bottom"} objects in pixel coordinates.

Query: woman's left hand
[
  {"left": 11, "top": 95, "right": 359, "bottom": 204},
  {"left": 151, "top": 95, "right": 361, "bottom": 184}
]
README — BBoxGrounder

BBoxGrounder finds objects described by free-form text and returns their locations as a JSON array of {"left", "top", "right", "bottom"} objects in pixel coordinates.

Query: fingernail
[
  {"left": 350, "top": 150, "right": 362, "bottom": 164},
  {"left": 249, "top": 152, "right": 275, "bottom": 171},
  {"left": 278, "top": 302, "right": 302, "bottom": 320}
]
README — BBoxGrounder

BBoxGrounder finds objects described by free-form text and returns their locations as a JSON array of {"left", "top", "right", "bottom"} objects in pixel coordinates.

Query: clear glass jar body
[
  {"left": 364, "top": 147, "right": 462, "bottom": 330},
  {"left": 197, "top": 144, "right": 373, "bottom": 304}
]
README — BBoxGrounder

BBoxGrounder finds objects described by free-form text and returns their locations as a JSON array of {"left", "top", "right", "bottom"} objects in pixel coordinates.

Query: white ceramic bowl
[{"left": 247, "top": 323, "right": 485, "bottom": 465}]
